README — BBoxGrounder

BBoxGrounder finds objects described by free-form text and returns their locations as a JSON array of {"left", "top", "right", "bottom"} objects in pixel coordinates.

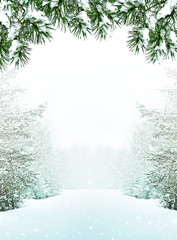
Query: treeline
[
  {"left": 58, "top": 146, "right": 127, "bottom": 189},
  {"left": 0, "top": 72, "right": 61, "bottom": 211},
  {"left": 124, "top": 71, "right": 177, "bottom": 210}
]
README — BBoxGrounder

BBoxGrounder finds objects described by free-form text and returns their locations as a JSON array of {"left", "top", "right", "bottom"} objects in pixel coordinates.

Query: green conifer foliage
[{"left": 1, "top": 0, "right": 177, "bottom": 69}]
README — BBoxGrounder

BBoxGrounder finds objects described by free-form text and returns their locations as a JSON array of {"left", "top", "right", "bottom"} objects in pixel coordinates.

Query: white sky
[{"left": 16, "top": 28, "right": 170, "bottom": 149}]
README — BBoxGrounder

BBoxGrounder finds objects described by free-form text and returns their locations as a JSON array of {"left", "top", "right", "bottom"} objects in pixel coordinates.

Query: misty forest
[
  {"left": 1, "top": 0, "right": 177, "bottom": 239},
  {"left": 1, "top": 69, "right": 177, "bottom": 208}
]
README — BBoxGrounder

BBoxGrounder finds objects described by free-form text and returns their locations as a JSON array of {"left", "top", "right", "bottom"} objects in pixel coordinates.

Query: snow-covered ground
[{"left": 0, "top": 190, "right": 177, "bottom": 240}]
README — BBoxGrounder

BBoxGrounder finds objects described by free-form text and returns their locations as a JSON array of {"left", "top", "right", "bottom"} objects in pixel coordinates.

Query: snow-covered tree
[
  {"left": 0, "top": 153, "right": 37, "bottom": 210},
  {"left": 136, "top": 78, "right": 177, "bottom": 210},
  {"left": 28, "top": 122, "right": 62, "bottom": 199},
  {"left": 0, "top": 72, "right": 54, "bottom": 211},
  {"left": 0, "top": 0, "right": 177, "bottom": 70},
  {"left": 123, "top": 121, "right": 156, "bottom": 199}
]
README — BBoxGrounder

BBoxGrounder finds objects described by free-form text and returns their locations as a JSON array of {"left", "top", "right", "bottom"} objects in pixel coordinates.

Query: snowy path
[{"left": 0, "top": 190, "right": 177, "bottom": 240}]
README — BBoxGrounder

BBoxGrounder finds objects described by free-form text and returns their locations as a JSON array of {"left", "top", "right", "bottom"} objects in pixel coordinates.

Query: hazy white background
[{"left": 16, "top": 27, "right": 169, "bottom": 150}]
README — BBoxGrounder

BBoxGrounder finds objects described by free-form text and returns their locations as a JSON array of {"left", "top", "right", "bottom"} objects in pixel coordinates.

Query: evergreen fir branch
[
  {"left": 19, "top": 18, "right": 53, "bottom": 44},
  {"left": 0, "top": 27, "right": 11, "bottom": 71},
  {"left": 114, "top": 1, "right": 146, "bottom": 26},
  {"left": 68, "top": 12, "right": 91, "bottom": 39},
  {"left": 10, "top": 42, "right": 31, "bottom": 68},
  {"left": 127, "top": 28, "right": 146, "bottom": 54}
]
